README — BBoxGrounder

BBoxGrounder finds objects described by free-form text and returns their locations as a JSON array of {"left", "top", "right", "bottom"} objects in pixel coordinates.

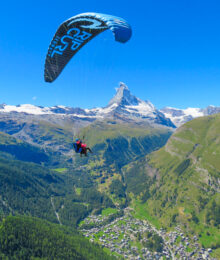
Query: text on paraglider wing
[{"left": 49, "top": 28, "right": 92, "bottom": 58}]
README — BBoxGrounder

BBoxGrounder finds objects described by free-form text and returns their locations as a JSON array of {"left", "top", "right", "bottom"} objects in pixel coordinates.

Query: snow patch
[
  {"left": 183, "top": 108, "right": 204, "bottom": 117},
  {"left": 160, "top": 107, "right": 206, "bottom": 127},
  {"left": 125, "top": 101, "right": 156, "bottom": 117},
  {"left": 0, "top": 104, "right": 53, "bottom": 115}
]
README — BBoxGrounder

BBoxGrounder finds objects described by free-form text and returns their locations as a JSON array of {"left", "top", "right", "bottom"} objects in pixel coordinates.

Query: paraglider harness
[
  {"left": 73, "top": 138, "right": 93, "bottom": 157},
  {"left": 73, "top": 139, "right": 82, "bottom": 153}
]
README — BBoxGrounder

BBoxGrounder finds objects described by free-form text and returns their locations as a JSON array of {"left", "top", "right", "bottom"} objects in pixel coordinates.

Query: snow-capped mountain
[
  {"left": 87, "top": 82, "right": 175, "bottom": 127},
  {"left": 1, "top": 83, "right": 219, "bottom": 128},
  {"left": 108, "top": 82, "right": 141, "bottom": 106},
  {"left": 0, "top": 83, "right": 175, "bottom": 128},
  {"left": 160, "top": 105, "right": 220, "bottom": 127}
]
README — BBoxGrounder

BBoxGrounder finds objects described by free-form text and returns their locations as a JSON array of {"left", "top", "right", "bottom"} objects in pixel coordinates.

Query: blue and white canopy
[{"left": 44, "top": 12, "right": 132, "bottom": 82}]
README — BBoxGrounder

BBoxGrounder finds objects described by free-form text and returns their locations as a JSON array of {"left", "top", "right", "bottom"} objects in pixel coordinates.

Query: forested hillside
[{"left": 0, "top": 215, "right": 114, "bottom": 260}]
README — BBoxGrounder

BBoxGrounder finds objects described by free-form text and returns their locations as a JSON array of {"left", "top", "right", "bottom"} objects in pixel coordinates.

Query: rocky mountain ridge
[{"left": 161, "top": 105, "right": 220, "bottom": 127}]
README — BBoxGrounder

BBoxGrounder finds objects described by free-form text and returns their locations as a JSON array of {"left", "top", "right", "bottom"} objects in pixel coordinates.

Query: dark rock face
[
  {"left": 108, "top": 82, "right": 140, "bottom": 106},
  {"left": 203, "top": 106, "right": 220, "bottom": 116},
  {"left": 0, "top": 119, "right": 26, "bottom": 135}
]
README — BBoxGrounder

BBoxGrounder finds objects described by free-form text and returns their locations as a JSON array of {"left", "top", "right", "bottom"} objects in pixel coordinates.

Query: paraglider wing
[{"left": 44, "top": 12, "right": 132, "bottom": 82}]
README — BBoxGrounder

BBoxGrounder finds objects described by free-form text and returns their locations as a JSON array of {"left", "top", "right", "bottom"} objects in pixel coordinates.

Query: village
[{"left": 80, "top": 208, "right": 214, "bottom": 260}]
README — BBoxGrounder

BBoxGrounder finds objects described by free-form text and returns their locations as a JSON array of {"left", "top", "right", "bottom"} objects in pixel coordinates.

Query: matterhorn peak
[
  {"left": 108, "top": 82, "right": 140, "bottom": 107},
  {"left": 119, "top": 82, "right": 129, "bottom": 90}
]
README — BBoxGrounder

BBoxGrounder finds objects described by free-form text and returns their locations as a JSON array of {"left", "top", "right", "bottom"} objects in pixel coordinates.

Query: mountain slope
[
  {"left": 0, "top": 154, "right": 114, "bottom": 226},
  {"left": 124, "top": 114, "right": 220, "bottom": 256},
  {"left": 74, "top": 120, "right": 172, "bottom": 206},
  {"left": 0, "top": 113, "right": 76, "bottom": 155},
  {"left": 0, "top": 131, "right": 50, "bottom": 164},
  {"left": 0, "top": 133, "right": 114, "bottom": 226}
]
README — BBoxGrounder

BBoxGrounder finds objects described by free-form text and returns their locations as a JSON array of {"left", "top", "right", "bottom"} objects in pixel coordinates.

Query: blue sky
[{"left": 1, "top": 0, "right": 220, "bottom": 109}]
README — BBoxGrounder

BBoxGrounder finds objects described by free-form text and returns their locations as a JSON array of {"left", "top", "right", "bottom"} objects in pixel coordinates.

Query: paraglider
[
  {"left": 73, "top": 138, "right": 93, "bottom": 157},
  {"left": 44, "top": 12, "right": 132, "bottom": 82}
]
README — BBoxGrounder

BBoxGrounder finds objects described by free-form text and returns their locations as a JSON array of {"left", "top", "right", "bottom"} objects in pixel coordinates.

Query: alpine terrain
[{"left": 0, "top": 82, "right": 219, "bottom": 259}]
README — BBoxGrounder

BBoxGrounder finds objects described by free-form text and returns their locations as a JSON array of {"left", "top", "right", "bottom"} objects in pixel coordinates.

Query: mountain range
[
  {"left": 1, "top": 82, "right": 219, "bottom": 128},
  {"left": 0, "top": 82, "right": 174, "bottom": 128}
]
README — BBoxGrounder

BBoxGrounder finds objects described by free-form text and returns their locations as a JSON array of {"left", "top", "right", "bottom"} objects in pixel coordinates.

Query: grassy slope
[
  {"left": 76, "top": 120, "right": 172, "bottom": 206},
  {"left": 79, "top": 120, "right": 171, "bottom": 147},
  {"left": 37, "top": 120, "right": 73, "bottom": 146},
  {"left": 128, "top": 114, "right": 220, "bottom": 256}
]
